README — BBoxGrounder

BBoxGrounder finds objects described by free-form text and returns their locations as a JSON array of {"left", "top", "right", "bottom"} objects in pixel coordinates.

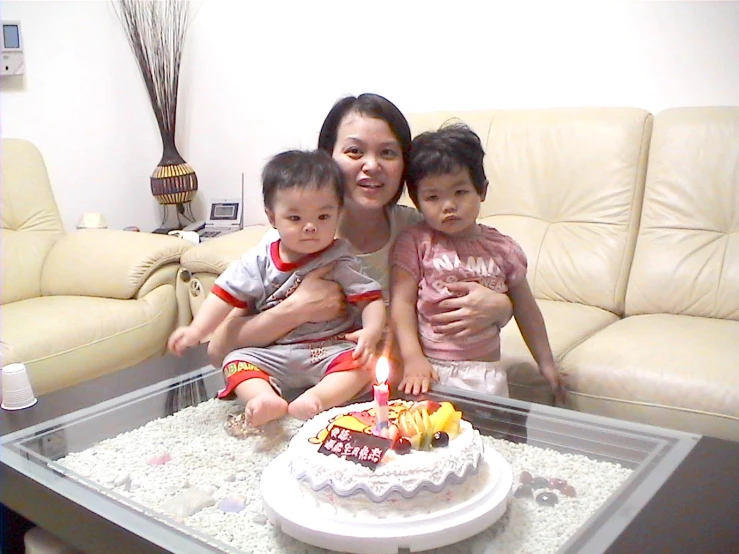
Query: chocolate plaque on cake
[{"left": 317, "top": 425, "right": 391, "bottom": 470}]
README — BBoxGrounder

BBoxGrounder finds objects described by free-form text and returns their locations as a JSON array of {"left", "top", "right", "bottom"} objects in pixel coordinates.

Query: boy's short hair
[
  {"left": 406, "top": 122, "right": 487, "bottom": 207},
  {"left": 262, "top": 149, "right": 345, "bottom": 211}
]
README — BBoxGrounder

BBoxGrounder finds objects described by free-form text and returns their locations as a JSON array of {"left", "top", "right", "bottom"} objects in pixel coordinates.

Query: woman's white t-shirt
[{"left": 356, "top": 205, "right": 422, "bottom": 298}]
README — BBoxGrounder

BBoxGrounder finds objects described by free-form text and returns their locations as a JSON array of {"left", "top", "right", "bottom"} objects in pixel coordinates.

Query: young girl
[{"left": 390, "top": 123, "right": 564, "bottom": 400}]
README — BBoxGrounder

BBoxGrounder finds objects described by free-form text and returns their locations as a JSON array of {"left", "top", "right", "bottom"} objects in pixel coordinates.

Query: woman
[{"left": 208, "top": 93, "right": 513, "bottom": 393}]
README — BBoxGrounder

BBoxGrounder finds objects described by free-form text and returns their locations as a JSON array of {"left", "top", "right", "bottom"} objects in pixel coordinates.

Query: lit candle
[{"left": 374, "top": 357, "right": 390, "bottom": 433}]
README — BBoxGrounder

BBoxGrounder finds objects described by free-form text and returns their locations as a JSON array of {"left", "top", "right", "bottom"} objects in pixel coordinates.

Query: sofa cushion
[
  {"left": 560, "top": 313, "right": 739, "bottom": 441},
  {"left": 626, "top": 107, "right": 739, "bottom": 320},
  {"left": 499, "top": 299, "right": 620, "bottom": 404},
  {"left": 0, "top": 286, "right": 177, "bottom": 395},
  {"left": 408, "top": 108, "right": 652, "bottom": 316},
  {"left": 481, "top": 108, "right": 652, "bottom": 316}
]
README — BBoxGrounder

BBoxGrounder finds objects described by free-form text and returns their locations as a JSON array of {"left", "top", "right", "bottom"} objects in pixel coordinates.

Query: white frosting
[{"left": 287, "top": 401, "right": 491, "bottom": 517}]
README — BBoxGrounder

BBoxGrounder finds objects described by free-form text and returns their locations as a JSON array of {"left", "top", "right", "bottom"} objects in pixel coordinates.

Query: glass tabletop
[{"left": 1, "top": 365, "right": 699, "bottom": 554}]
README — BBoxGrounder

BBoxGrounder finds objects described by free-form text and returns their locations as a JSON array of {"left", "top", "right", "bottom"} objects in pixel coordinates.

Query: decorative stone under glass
[
  {"left": 549, "top": 477, "right": 568, "bottom": 490},
  {"left": 531, "top": 476, "right": 550, "bottom": 489},
  {"left": 536, "top": 492, "right": 559, "bottom": 507}
]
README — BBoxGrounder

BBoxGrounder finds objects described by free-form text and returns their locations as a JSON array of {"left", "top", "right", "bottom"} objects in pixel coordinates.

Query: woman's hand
[
  {"left": 288, "top": 263, "right": 346, "bottom": 324},
  {"left": 429, "top": 281, "right": 513, "bottom": 337}
]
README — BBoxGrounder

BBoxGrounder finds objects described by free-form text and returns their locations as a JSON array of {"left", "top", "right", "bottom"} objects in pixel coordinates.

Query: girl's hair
[
  {"left": 406, "top": 122, "right": 487, "bottom": 207},
  {"left": 318, "top": 93, "right": 411, "bottom": 206},
  {"left": 262, "top": 149, "right": 345, "bottom": 211}
]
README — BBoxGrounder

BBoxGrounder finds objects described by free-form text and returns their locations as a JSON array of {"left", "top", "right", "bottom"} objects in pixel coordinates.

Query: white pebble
[{"left": 114, "top": 472, "right": 131, "bottom": 487}]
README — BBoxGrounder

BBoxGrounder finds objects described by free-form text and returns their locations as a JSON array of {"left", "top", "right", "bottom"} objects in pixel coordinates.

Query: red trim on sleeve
[
  {"left": 346, "top": 290, "right": 383, "bottom": 304},
  {"left": 211, "top": 284, "right": 250, "bottom": 309}
]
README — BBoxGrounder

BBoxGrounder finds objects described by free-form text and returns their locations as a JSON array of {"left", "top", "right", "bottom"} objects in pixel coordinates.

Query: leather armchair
[{"left": 0, "top": 139, "right": 193, "bottom": 395}]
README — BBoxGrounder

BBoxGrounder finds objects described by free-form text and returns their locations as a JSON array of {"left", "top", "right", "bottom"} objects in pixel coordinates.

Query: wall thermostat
[{"left": 1, "top": 21, "right": 24, "bottom": 76}]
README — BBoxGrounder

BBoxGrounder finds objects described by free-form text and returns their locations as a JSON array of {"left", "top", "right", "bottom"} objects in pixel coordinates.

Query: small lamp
[{"left": 76, "top": 212, "right": 108, "bottom": 230}]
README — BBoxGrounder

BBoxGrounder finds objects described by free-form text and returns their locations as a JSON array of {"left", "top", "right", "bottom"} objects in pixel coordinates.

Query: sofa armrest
[
  {"left": 180, "top": 225, "right": 270, "bottom": 275},
  {"left": 41, "top": 229, "right": 192, "bottom": 299}
]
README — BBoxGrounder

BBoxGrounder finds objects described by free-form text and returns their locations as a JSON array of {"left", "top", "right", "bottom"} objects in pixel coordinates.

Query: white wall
[{"left": 2, "top": 0, "right": 738, "bottom": 232}]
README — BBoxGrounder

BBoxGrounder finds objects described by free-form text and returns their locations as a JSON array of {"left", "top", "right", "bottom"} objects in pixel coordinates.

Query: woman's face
[{"left": 331, "top": 113, "right": 404, "bottom": 212}]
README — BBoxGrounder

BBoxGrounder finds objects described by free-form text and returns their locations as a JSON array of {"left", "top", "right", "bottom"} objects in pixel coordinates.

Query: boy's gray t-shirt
[{"left": 212, "top": 237, "right": 382, "bottom": 344}]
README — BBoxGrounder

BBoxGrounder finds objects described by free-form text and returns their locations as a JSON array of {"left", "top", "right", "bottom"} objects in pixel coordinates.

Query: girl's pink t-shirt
[{"left": 391, "top": 221, "right": 527, "bottom": 361}]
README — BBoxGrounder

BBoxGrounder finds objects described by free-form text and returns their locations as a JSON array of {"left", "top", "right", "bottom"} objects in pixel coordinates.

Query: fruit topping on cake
[{"left": 394, "top": 401, "right": 462, "bottom": 451}]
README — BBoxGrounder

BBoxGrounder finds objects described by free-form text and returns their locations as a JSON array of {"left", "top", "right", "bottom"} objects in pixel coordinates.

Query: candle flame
[{"left": 375, "top": 356, "right": 389, "bottom": 384}]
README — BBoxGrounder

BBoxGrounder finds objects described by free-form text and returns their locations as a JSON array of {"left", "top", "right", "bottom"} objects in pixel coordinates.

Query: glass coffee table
[{"left": 1, "top": 348, "right": 737, "bottom": 554}]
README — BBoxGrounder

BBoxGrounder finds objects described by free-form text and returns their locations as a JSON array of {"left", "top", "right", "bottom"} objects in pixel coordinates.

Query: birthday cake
[{"left": 287, "top": 399, "right": 493, "bottom": 518}]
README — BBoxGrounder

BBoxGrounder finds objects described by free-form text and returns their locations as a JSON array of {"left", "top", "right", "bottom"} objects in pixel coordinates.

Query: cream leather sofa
[
  {"left": 0, "top": 139, "right": 193, "bottom": 396},
  {"left": 178, "top": 107, "right": 739, "bottom": 442}
]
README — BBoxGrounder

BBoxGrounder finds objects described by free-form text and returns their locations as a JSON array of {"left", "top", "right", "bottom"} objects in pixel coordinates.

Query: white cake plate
[{"left": 261, "top": 448, "right": 513, "bottom": 554}]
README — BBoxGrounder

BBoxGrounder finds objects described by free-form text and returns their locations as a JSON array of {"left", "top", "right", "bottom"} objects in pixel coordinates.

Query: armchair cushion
[
  {"left": 1, "top": 138, "right": 64, "bottom": 304},
  {"left": 1, "top": 286, "right": 177, "bottom": 395},
  {"left": 1, "top": 230, "right": 60, "bottom": 304},
  {"left": 41, "top": 229, "right": 191, "bottom": 299}
]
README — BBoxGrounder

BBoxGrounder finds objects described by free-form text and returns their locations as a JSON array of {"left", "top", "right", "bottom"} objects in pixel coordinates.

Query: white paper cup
[{"left": 1, "top": 363, "right": 38, "bottom": 410}]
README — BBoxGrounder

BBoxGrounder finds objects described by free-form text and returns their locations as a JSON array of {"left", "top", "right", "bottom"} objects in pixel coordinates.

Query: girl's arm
[
  {"left": 390, "top": 266, "right": 438, "bottom": 395},
  {"left": 507, "top": 279, "right": 564, "bottom": 401}
]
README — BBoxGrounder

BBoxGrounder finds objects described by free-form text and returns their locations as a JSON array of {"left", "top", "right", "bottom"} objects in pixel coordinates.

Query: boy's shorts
[
  {"left": 429, "top": 358, "right": 509, "bottom": 398},
  {"left": 217, "top": 338, "right": 363, "bottom": 399}
]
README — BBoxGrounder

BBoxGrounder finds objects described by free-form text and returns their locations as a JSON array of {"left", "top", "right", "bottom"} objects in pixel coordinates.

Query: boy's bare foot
[
  {"left": 288, "top": 392, "right": 324, "bottom": 420},
  {"left": 245, "top": 394, "right": 288, "bottom": 427}
]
